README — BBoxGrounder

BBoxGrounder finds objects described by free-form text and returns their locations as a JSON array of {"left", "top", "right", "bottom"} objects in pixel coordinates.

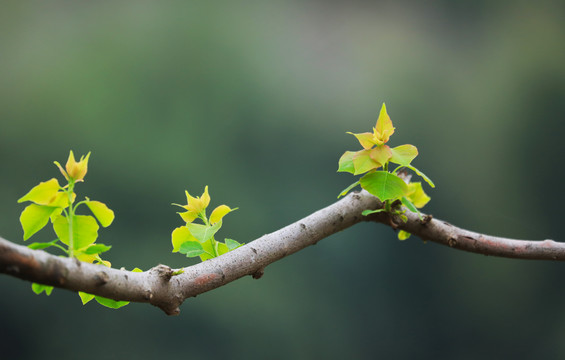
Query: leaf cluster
[
  {"left": 171, "top": 186, "right": 242, "bottom": 260},
  {"left": 18, "top": 151, "right": 130, "bottom": 308},
  {"left": 337, "top": 103, "right": 435, "bottom": 239}
]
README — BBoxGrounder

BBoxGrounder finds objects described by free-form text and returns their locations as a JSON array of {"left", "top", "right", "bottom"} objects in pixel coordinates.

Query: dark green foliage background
[{"left": 1, "top": 1, "right": 564, "bottom": 359}]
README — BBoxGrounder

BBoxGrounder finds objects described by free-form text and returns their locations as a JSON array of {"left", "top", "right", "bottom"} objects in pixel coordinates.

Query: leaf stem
[{"left": 67, "top": 180, "right": 75, "bottom": 258}]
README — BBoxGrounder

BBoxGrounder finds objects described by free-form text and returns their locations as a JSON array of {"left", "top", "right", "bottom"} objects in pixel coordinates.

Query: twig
[{"left": 0, "top": 191, "right": 561, "bottom": 315}]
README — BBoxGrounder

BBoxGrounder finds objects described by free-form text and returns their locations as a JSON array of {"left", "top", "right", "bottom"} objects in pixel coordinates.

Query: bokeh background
[{"left": 1, "top": 1, "right": 564, "bottom": 359}]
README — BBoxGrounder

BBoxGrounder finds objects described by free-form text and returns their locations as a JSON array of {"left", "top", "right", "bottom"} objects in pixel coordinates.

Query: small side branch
[{"left": 0, "top": 191, "right": 561, "bottom": 315}]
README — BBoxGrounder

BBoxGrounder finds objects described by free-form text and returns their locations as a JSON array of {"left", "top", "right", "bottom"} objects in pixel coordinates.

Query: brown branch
[{"left": 0, "top": 190, "right": 561, "bottom": 315}]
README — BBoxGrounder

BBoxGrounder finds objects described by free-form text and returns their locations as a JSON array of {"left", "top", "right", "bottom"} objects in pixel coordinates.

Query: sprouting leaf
[
  {"left": 225, "top": 238, "right": 243, "bottom": 251},
  {"left": 32, "top": 283, "right": 54, "bottom": 296},
  {"left": 184, "top": 187, "right": 210, "bottom": 214},
  {"left": 79, "top": 291, "right": 95, "bottom": 304},
  {"left": 370, "top": 145, "right": 392, "bottom": 165},
  {"left": 132, "top": 267, "right": 143, "bottom": 273},
  {"left": 398, "top": 230, "right": 411, "bottom": 240},
  {"left": 210, "top": 205, "right": 236, "bottom": 225},
  {"left": 187, "top": 221, "right": 222, "bottom": 243},
  {"left": 55, "top": 151, "right": 91, "bottom": 182},
  {"left": 94, "top": 296, "right": 129, "bottom": 309},
  {"left": 83, "top": 243, "right": 112, "bottom": 255},
  {"left": 18, "top": 178, "right": 61, "bottom": 205},
  {"left": 373, "top": 103, "right": 395, "bottom": 145},
  {"left": 337, "top": 151, "right": 356, "bottom": 174},
  {"left": 337, "top": 181, "right": 360, "bottom": 199},
  {"left": 84, "top": 200, "right": 115, "bottom": 227},
  {"left": 53, "top": 214, "right": 99, "bottom": 249},
  {"left": 404, "top": 165, "right": 435, "bottom": 188},
  {"left": 179, "top": 241, "right": 206, "bottom": 258},
  {"left": 360, "top": 171, "right": 408, "bottom": 201},
  {"left": 352, "top": 149, "right": 380, "bottom": 175},
  {"left": 20, "top": 204, "right": 60, "bottom": 240},
  {"left": 361, "top": 209, "right": 387, "bottom": 216},
  {"left": 390, "top": 144, "right": 418, "bottom": 166},
  {"left": 347, "top": 132, "right": 377, "bottom": 149},
  {"left": 171, "top": 226, "right": 198, "bottom": 252}
]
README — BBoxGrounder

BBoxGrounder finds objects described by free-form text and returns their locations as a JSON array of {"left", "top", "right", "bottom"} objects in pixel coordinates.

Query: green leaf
[
  {"left": 405, "top": 165, "right": 435, "bottom": 188},
  {"left": 27, "top": 239, "right": 60, "bottom": 250},
  {"left": 84, "top": 200, "right": 115, "bottom": 227},
  {"left": 360, "top": 171, "right": 409, "bottom": 201},
  {"left": 337, "top": 181, "right": 360, "bottom": 199},
  {"left": 32, "top": 283, "right": 54, "bottom": 296},
  {"left": 398, "top": 230, "right": 411, "bottom": 240},
  {"left": 53, "top": 214, "right": 99, "bottom": 249},
  {"left": 78, "top": 291, "right": 95, "bottom": 304},
  {"left": 171, "top": 226, "right": 198, "bottom": 252},
  {"left": 187, "top": 221, "right": 222, "bottom": 243},
  {"left": 390, "top": 144, "right": 418, "bottom": 166},
  {"left": 352, "top": 149, "right": 380, "bottom": 175},
  {"left": 83, "top": 243, "right": 112, "bottom": 255},
  {"left": 18, "top": 178, "right": 61, "bottom": 205},
  {"left": 20, "top": 204, "right": 60, "bottom": 240},
  {"left": 210, "top": 205, "right": 236, "bottom": 225},
  {"left": 225, "top": 238, "right": 243, "bottom": 251},
  {"left": 361, "top": 209, "right": 387, "bottom": 216},
  {"left": 401, "top": 197, "right": 419, "bottom": 213},
  {"left": 179, "top": 241, "right": 206, "bottom": 258},
  {"left": 94, "top": 296, "right": 129, "bottom": 309},
  {"left": 401, "top": 197, "right": 423, "bottom": 220},
  {"left": 337, "top": 151, "right": 356, "bottom": 174}
]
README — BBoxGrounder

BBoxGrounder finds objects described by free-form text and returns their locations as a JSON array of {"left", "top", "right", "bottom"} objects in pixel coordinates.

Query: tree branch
[{"left": 0, "top": 190, "right": 561, "bottom": 315}]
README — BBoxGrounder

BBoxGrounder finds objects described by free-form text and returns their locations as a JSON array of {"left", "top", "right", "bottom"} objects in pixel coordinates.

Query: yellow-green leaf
[
  {"left": 53, "top": 215, "right": 99, "bottom": 249},
  {"left": 199, "top": 239, "right": 216, "bottom": 261},
  {"left": 78, "top": 291, "right": 95, "bottom": 304},
  {"left": 390, "top": 144, "right": 418, "bottom": 166},
  {"left": 94, "top": 296, "right": 129, "bottom": 309},
  {"left": 171, "top": 226, "right": 198, "bottom": 252},
  {"left": 337, "top": 151, "right": 356, "bottom": 174},
  {"left": 398, "top": 230, "right": 411, "bottom": 240},
  {"left": 85, "top": 200, "right": 115, "bottom": 227},
  {"left": 347, "top": 132, "right": 376, "bottom": 149},
  {"left": 373, "top": 103, "right": 395, "bottom": 145},
  {"left": 20, "top": 204, "right": 60, "bottom": 240},
  {"left": 352, "top": 149, "right": 380, "bottom": 175},
  {"left": 217, "top": 242, "right": 229, "bottom": 256},
  {"left": 210, "top": 205, "right": 235, "bottom": 224},
  {"left": 179, "top": 210, "right": 199, "bottom": 224},
  {"left": 406, "top": 182, "right": 431, "bottom": 208},
  {"left": 18, "top": 178, "right": 61, "bottom": 205},
  {"left": 370, "top": 145, "right": 392, "bottom": 166},
  {"left": 32, "top": 283, "right": 54, "bottom": 295}
]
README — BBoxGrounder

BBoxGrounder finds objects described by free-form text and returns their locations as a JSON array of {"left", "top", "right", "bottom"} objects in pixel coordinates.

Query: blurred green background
[{"left": 1, "top": 1, "right": 564, "bottom": 359}]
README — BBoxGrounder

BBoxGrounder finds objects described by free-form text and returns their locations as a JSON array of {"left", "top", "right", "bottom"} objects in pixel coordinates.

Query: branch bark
[{"left": 0, "top": 190, "right": 561, "bottom": 315}]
